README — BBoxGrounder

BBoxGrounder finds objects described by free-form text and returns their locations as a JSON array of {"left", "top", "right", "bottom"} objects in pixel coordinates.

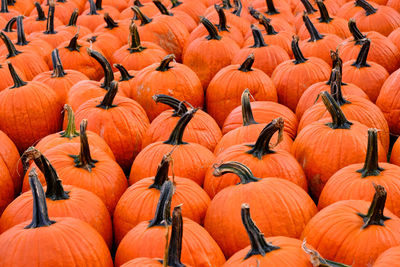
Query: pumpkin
[
  {"left": 168, "top": 0, "right": 206, "bottom": 23},
  {"left": 84, "top": 0, "right": 128, "bottom": 12},
  {"left": 29, "top": 0, "right": 77, "bottom": 25},
  {"left": 374, "top": 246, "right": 400, "bottom": 267},
  {"left": 77, "top": 0, "right": 111, "bottom": 32},
  {"left": 0, "top": 169, "right": 113, "bottom": 267},
  {"left": 204, "top": 161, "right": 317, "bottom": 258},
  {"left": 113, "top": 152, "right": 211, "bottom": 245},
  {"left": 253, "top": 0, "right": 295, "bottom": 24},
  {"left": 7, "top": 0, "right": 35, "bottom": 15},
  {"left": 23, "top": 2, "right": 63, "bottom": 34},
  {"left": 293, "top": 0, "right": 318, "bottom": 32},
  {"left": 81, "top": 0, "right": 120, "bottom": 20},
  {"left": 93, "top": 13, "right": 130, "bottom": 43},
  {"left": 342, "top": 38, "right": 389, "bottom": 102},
  {"left": 247, "top": 7, "right": 294, "bottom": 35},
  {"left": 55, "top": 9, "right": 92, "bottom": 37},
  {"left": 387, "top": 0, "right": 400, "bottom": 13},
  {"left": 21, "top": 120, "right": 128, "bottom": 214},
  {"left": 129, "top": 109, "right": 215, "bottom": 186},
  {"left": 292, "top": 0, "right": 346, "bottom": 16},
  {"left": 204, "top": 118, "right": 307, "bottom": 199},
  {"left": 120, "top": 0, "right": 159, "bottom": 20},
  {"left": 111, "top": 21, "right": 167, "bottom": 71},
  {"left": 0, "top": 156, "right": 13, "bottom": 216},
  {"left": 82, "top": 32, "right": 122, "bottom": 62},
  {"left": 0, "top": 130, "right": 21, "bottom": 196},
  {"left": 152, "top": 0, "right": 196, "bottom": 33},
  {"left": 183, "top": 16, "right": 240, "bottom": 89},
  {"left": 272, "top": 35, "right": 331, "bottom": 111},
  {"left": 0, "top": 60, "right": 25, "bottom": 93},
  {"left": 1, "top": 17, "right": 16, "bottom": 40},
  {"left": 115, "top": 181, "right": 226, "bottom": 267},
  {"left": 0, "top": 148, "right": 113, "bottom": 247},
  {"left": 109, "top": 64, "right": 136, "bottom": 97},
  {"left": 336, "top": 0, "right": 378, "bottom": 20},
  {"left": 130, "top": 54, "right": 204, "bottom": 121},
  {"left": 302, "top": 184, "right": 400, "bottom": 267},
  {"left": 142, "top": 94, "right": 222, "bottom": 151}
]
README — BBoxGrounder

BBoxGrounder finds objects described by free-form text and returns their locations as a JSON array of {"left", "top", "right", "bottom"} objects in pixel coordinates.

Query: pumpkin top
[
  {"left": 153, "top": 94, "right": 189, "bottom": 117},
  {"left": 358, "top": 184, "right": 390, "bottom": 228},
  {"left": 213, "top": 161, "right": 260, "bottom": 184},
  {"left": 316, "top": 0, "right": 332, "bottom": 23},
  {"left": 232, "top": 0, "right": 243, "bottom": 16},
  {"left": 44, "top": 0, "right": 57, "bottom": 35},
  {"left": 329, "top": 66, "right": 350, "bottom": 106},
  {"left": 320, "top": 91, "right": 352, "bottom": 130},
  {"left": 356, "top": 0, "right": 377, "bottom": 16},
  {"left": 149, "top": 152, "right": 173, "bottom": 190},
  {"left": 215, "top": 4, "right": 229, "bottom": 32},
  {"left": 327, "top": 50, "right": 343, "bottom": 85},
  {"left": 238, "top": 54, "right": 255, "bottom": 72},
  {"left": 291, "top": 35, "right": 308, "bottom": 64},
  {"left": 221, "top": 0, "right": 233, "bottom": 10},
  {"left": 7, "top": 61, "right": 27, "bottom": 88},
  {"left": 250, "top": 24, "right": 267, "bottom": 48},
  {"left": 351, "top": 38, "right": 371, "bottom": 69},
  {"left": 170, "top": 0, "right": 183, "bottom": 8},
  {"left": 67, "top": 8, "right": 79, "bottom": 27},
  {"left": 16, "top": 15, "right": 29, "bottom": 46},
  {"left": 200, "top": 16, "right": 221, "bottom": 40},
  {"left": 156, "top": 54, "right": 175, "bottom": 72},
  {"left": 302, "top": 241, "right": 351, "bottom": 267},
  {"left": 60, "top": 104, "right": 79, "bottom": 139},
  {"left": 303, "top": 12, "right": 324, "bottom": 42},
  {"left": 265, "top": 0, "right": 279, "bottom": 15},
  {"left": 0, "top": 0, "right": 9, "bottom": 13},
  {"left": 88, "top": 0, "right": 99, "bottom": 15},
  {"left": 348, "top": 19, "right": 367, "bottom": 45},
  {"left": 131, "top": 6, "right": 152, "bottom": 26},
  {"left": 127, "top": 21, "right": 146, "bottom": 53},
  {"left": 95, "top": 0, "right": 104, "bottom": 11},
  {"left": 114, "top": 64, "right": 134, "bottom": 81},
  {"left": 165, "top": 205, "right": 185, "bottom": 267},
  {"left": 51, "top": 48, "right": 67, "bottom": 78},
  {"left": 356, "top": 129, "right": 384, "bottom": 177},
  {"left": 87, "top": 48, "right": 114, "bottom": 89},
  {"left": 96, "top": 80, "right": 119, "bottom": 110},
  {"left": 3, "top": 17, "right": 16, "bottom": 33},
  {"left": 103, "top": 13, "right": 119, "bottom": 29},
  {"left": 34, "top": 2, "right": 47, "bottom": 21},
  {"left": 164, "top": 108, "right": 198, "bottom": 145},
  {"left": 148, "top": 180, "right": 174, "bottom": 227},
  {"left": 257, "top": 14, "right": 278, "bottom": 35},
  {"left": 241, "top": 89, "right": 258, "bottom": 126},
  {"left": 153, "top": 0, "right": 173, "bottom": 16},
  {"left": 300, "top": 0, "right": 317, "bottom": 14},
  {"left": 65, "top": 33, "right": 81, "bottom": 52},
  {"left": 0, "top": 30, "right": 21, "bottom": 58}
]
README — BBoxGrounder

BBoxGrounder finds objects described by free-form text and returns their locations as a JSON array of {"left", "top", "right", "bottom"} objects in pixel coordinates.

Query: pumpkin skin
[
  {"left": 55, "top": 9, "right": 92, "bottom": 37},
  {"left": 0, "top": 130, "right": 21, "bottom": 196},
  {"left": 77, "top": 0, "right": 120, "bottom": 32},
  {"left": 29, "top": 0, "right": 77, "bottom": 25},
  {"left": 302, "top": 185, "right": 400, "bottom": 267},
  {"left": 93, "top": 13, "right": 130, "bottom": 43},
  {"left": 374, "top": 246, "right": 400, "bottom": 267},
  {"left": 23, "top": 3, "right": 63, "bottom": 34},
  {"left": 204, "top": 162, "right": 317, "bottom": 258},
  {"left": 390, "top": 138, "right": 400, "bottom": 166},
  {"left": 168, "top": 0, "right": 206, "bottom": 23},
  {"left": 206, "top": 54, "right": 278, "bottom": 127},
  {"left": 0, "top": 158, "right": 13, "bottom": 216},
  {"left": 103, "top": 64, "right": 136, "bottom": 98},
  {"left": 82, "top": 33, "right": 123, "bottom": 62},
  {"left": 0, "top": 61, "right": 26, "bottom": 92}
]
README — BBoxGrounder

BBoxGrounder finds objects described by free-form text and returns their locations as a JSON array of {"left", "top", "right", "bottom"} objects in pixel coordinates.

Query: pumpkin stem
[
  {"left": 95, "top": 0, "right": 103, "bottom": 10},
  {"left": 153, "top": 94, "right": 188, "bottom": 117},
  {"left": 24, "top": 169, "right": 56, "bottom": 229},
  {"left": 165, "top": 206, "right": 185, "bottom": 267},
  {"left": 60, "top": 104, "right": 79, "bottom": 139},
  {"left": 241, "top": 203, "right": 280, "bottom": 259},
  {"left": 300, "top": 0, "right": 317, "bottom": 14},
  {"left": 96, "top": 81, "right": 118, "bottom": 109},
  {"left": 131, "top": 6, "right": 153, "bottom": 25},
  {"left": 128, "top": 21, "right": 146, "bottom": 53},
  {"left": 213, "top": 162, "right": 260, "bottom": 184},
  {"left": 265, "top": 0, "right": 279, "bottom": 15},
  {"left": 327, "top": 50, "right": 343, "bottom": 85},
  {"left": 34, "top": 2, "right": 47, "bottom": 21},
  {"left": 241, "top": 89, "right": 258, "bottom": 126},
  {"left": 356, "top": 0, "right": 377, "bottom": 16},
  {"left": 170, "top": 0, "right": 182, "bottom": 8},
  {"left": 250, "top": 24, "right": 267, "bottom": 47},
  {"left": 303, "top": 12, "right": 323, "bottom": 41},
  {"left": 330, "top": 66, "right": 350, "bottom": 106},
  {"left": 164, "top": 108, "right": 198, "bottom": 145},
  {"left": 3, "top": 17, "right": 16, "bottom": 32},
  {"left": 21, "top": 147, "right": 70, "bottom": 201},
  {"left": 44, "top": 0, "right": 57, "bottom": 34},
  {"left": 149, "top": 152, "right": 173, "bottom": 190},
  {"left": 67, "top": 8, "right": 79, "bottom": 26},
  {"left": 69, "top": 119, "right": 98, "bottom": 171},
  {"left": 316, "top": 0, "right": 332, "bottom": 23},
  {"left": 88, "top": 0, "right": 98, "bottom": 15},
  {"left": 257, "top": 14, "right": 278, "bottom": 35},
  {"left": 292, "top": 35, "right": 308, "bottom": 64},
  {"left": 0, "top": 0, "right": 9, "bottom": 13},
  {"left": 352, "top": 38, "right": 371, "bottom": 68},
  {"left": 8, "top": 61, "right": 27, "bottom": 88},
  {"left": 114, "top": 64, "right": 134, "bottom": 81},
  {"left": 201, "top": 16, "right": 221, "bottom": 40},
  {"left": 156, "top": 54, "right": 175, "bottom": 72},
  {"left": 302, "top": 240, "right": 351, "bottom": 267},
  {"left": 87, "top": 48, "right": 114, "bottom": 89},
  {"left": 153, "top": 0, "right": 172, "bottom": 16},
  {"left": 222, "top": 0, "right": 232, "bottom": 9},
  {"left": 65, "top": 33, "right": 81, "bottom": 51},
  {"left": 51, "top": 48, "right": 66, "bottom": 78},
  {"left": 134, "top": 0, "right": 144, "bottom": 7},
  {"left": 348, "top": 19, "right": 366, "bottom": 45},
  {"left": 320, "top": 91, "right": 352, "bottom": 129},
  {"left": 357, "top": 184, "right": 390, "bottom": 229},
  {"left": 148, "top": 180, "right": 174, "bottom": 227},
  {"left": 246, "top": 118, "right": 284, "bottom": 159},
  {"left": 238, "top": 54, "right": 254, "bottom": 72},
  {"left": 215, "top": 4, "right": 229, "bottom": 32},
  {"left": 356, "top": 129, "right": 384, "bottom": 177},
  {"left": 16, "top": 16, "right": 29, "bottom": 46},
  {"left": 103, "top": 13, "right": 119, "bottom": 29},
  {"left": 232, "top": 0, "right": 243, "bottom": 16}
]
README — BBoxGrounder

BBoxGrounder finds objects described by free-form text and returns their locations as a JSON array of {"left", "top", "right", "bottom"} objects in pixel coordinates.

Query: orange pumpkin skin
[
  {"left": 29, "top": 1, "right": 77, "bottom": 25},
  {"left": 0, "top": 158, "right": 13, "bottom": 216},
  {"left": 23, "top": 3, "right": 63, "bottom": 34},
  {"left": 82, "top": 33, "right": 123, "bottom": 62},
  {"left": 0, "top": 62, "right": 26, "bottom": 93},
  {"left": 374, "top": 246, "right": 400, "bottom": 267},
  {"left": 0, "top": 131, "right": 21, "bottom": 196},
  {"left": 151, "top": 1, "right": 197, "bottom": 33},
  {"left": 388, "top": 28, "right": 400, "bottom": 52},
  {"left": 93, "top": 14, "right": 130, "bottom": 43},
  {"left": 390, "top": 138, "right": 400, "bottom": 166},
  {"left": 100, "top": 64, "right": 136, "bottom": 98}
]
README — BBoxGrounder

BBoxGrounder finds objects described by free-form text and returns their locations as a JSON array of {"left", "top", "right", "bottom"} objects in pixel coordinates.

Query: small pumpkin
[
  {"left": 93, "top": 12, "right": 130, "bottom": 43},
  {"left": 110, "top": 64, "right": 137, "bottom": 97},
  {"left": 55, "top": 9, "right": 92, "bottom": 36},
  {"left": 168, "top": 0, "right": 206, "bottom": 23},
  {"left": 152, "top": 0, "right": 196, "bottom": 33},
  {"left": 82, "top": 32, "right": 122, "bottom": 62},
  {"left": 76, "top": 0, "right": 112, "bottom": 31}
]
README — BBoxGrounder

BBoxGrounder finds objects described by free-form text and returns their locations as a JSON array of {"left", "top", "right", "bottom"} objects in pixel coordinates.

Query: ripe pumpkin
[
  {"left": 247, "top": 7, "right": 294, "bottom": 35},
  {"left": 0, "top": 169, "right": 113, "bottom": 267},
  {"left": 1, "top": 17, "right": 17, "bottom": 40},
  {"left": 374, "top": 246, "right": 400, "bottom": 267},
  {"left": 93, "top": 13, "right": 130, "bottom": 43},
  {"left": 81, "top": 0, "right": 120, "bottom": 22},
  {"left": 82, "top": 32, "right": 122, "bottom": 62},
  {"left": 23, "top": 2, "right": 63, "bottom": 34},
  {"left": 0, "top": 130, "right": 21, "bottom": 196},
  {"left": 108, "top": 64, "right": 136, "bottom": 97},
  {"left": 152, "top": 0, "right": 196, "bottom": 33},
  {"left": 253, "top": 0, "right": 295, "bottom": 24},
  {"left": 55, "top": 9, "right": 92, "bottom": 37},
  {"left": 120, "top": 0, "right": 159, "bottom": 20},
  {"left": 293, "top": 0, "right": 318, "bottom": 32},
  {"left": 207, "top": 54, "right": 278, "bottom": 127},
  {"left": 204, "top": 161, "right": 317, "bottom": 258},
  {"left": 168, "top": 0, "right": 206, "bottom": 23},
  {"left": 390, "top": 137, "right": 400, "bottom": 166},
  {"left": 0, "top": 156, "right": 13, "bottom": 216},
  {"left": 77, "top": 0, "right": 111, "bottom": 31},
  {"left": 0, "top": 0, "right": 18, "bottom": 21}
]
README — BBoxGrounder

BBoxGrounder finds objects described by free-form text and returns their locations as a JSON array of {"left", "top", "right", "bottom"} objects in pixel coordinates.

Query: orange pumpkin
[
  {"left": 152, "top": 0, "right": 196, "bottom": 33},
  {"left": 76, "top": 0, "right": 111, "bottom": 32},
  {"left": 0, "top": 0, "right": 19, "bottom": 21},
  {"left": 55, "top": 9, "right": 92, "bottom": 37},
  {"left": 0, "top": 156, "right": 13, "bottom": 216},
  {"left": 93, "top": 13, "right": 130, "bottom": 43},
  {"left": 374, "top": 246, "right": 400, "bottom": 267},
  {"left": 168, "top": 0, "right": 206, "bottom": 23},
  {"left": 82, "top": 32, "right": 122, "bottom": 61},
  {"left": 0, "top": 130, "right": 21, "bottom": 196},
  {"left": 23, "top": 2, "right": 63, "bottom": 34}
]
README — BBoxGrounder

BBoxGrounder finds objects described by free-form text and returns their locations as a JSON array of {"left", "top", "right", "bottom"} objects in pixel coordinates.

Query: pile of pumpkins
[{"left": 1, "top": 0, "right": 400, "bottom": 265}]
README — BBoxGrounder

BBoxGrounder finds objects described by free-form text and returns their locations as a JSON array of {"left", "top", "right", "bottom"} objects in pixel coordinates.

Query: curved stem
[
  {"left": 241, "top": 89, "right": 258, "bottom": 126},
  {"left": 232, "top": 0, "right": 242, "bottom": 16},
  {"left": 250, "top": 24, "right": 267, "bottom": 47},
  {"left": 248, "top": 6, "right": 261, "bottom": 20},
  {"left": 356, "top": 0, "right": 377, "bottom": 16},
  {"left": 201, "top": 16, "right": 221, "bottom": 40},
  {"left": 316, "top": 0, "right": 332, "bottom": 23},
  {"left": 265, "top": 0, "right": 279, "bottom": 15},
  {"left": 8, "top": 61, "right": 27, "bottom": 88},
  {"left": 292, "top": 36, "right": 308, "bottom": 64},
  {"left": 302, "top": 241, "right": 351, "bottom": 267},
  {"left": 149, "top": 152, "right": 172, "bottom": 190},
  {"left": 132, "top": 5, "right": 152, "bottom": 26},
  {"left": 87, "top": 48, "right": 114, "bottom": 89},
  {"left": 24, "top": 169, "right": 56, "bottom": 229},
  {"left": 352, "top": 39, "right": 370, "bottom": 68},
  {"left": 60, "top": 104, "right": 79, "bottom": 138},
  {"left": 356, "top": 129, "right": 384, "bottom": 177},
  {"left": 164, "top": 108, "right": 197, "bottom": 145},
  {"left": 330, "top": 66, "right": 350, "bottom": 106},
  {"left": 357, "top": 184, "right": 390, "bottom": 228},
  {"left": 148, "top": 180, "right": 174, "bottom": 227},
  {"left": 95, "top": 0, "right": 103, "bottom": 10},
  {"left": 213, "top": 162, "right": 260, "bottom": 184},
  {"left": 103, "top": 13, "right": 118, "bottom": 29},
  {"left": 258, "top": 14, "right": 277, "bottom": 35},
  {"left": 114, "top": 64, "right": 134, "bottom": 81},
  {"left": 51, "top": 48, "right": 66, "bottom": 78},
  {"left": 153, "top": 94, "right": 188, "bottom": 117},
  {"left": 16, "top": 16, "right": 29, "bottom": 46},
  {"left": 303, "top": 12, "right": 323, "bottom": 41},
  {"left": 128, "top": 21, "right": 146, "bottom": 53},
  {"left": 70, "top": 119, "right": 98, "bottom": 171},
  {"left": 44, "top": 0, "right": 56, "bottom": 34},
  {"left": 246, "top": 117, "right": 284, "bottom": 159},
  {"left": 0, "top": 30, "right": 21, "bottom": 58},
  {"left": 96, "top": 81, "right": 118, "bottom": 109},
  {"left": 88, "top": 0, "right": 98, "bottom": 15},
  {"left": 221, "top": 0, "right": 232, "bottom": 10},
  {"left": 67, "top": 8, "right": 79, "bottom": 26},
  {"left": 300, "top": 0, "right": 317, "bottom": 14},
  {"left": 320, "top": 91, "right": 352, "bottom": 129},
  {"left": 170, "top": 0, "right": 182, "bottom": 8},
  {"left": 34, "top": 2, "right": 47, "bottom": 21},
  {"left": 156, "top": 54, "right": 175, "bottom": 72},
  {"left": 166, "top": 206, "right": 185, "bottom": 267},
  {"left": 3, "top": 17, "right": 16, "bottom": 32},
  {"left": 348, "top": 19, "right": 366, "bottom": 45},
  {"left": 65, "top": 33, "right": 81, "bottom": 51},
  {"left": 134, "top": 0, "right": 144, "bottom": 7},
  {"left": 153, "top": 0, "right": 172, "bottom": 16},
  {"left": 215, "top": 4, "right": 228, "bottom": 32},
  {"left": 241, "top": 203, "right": 280, "bottom": 259},
  {"left": 22, "top": 147, "right": 70, "bottom": 201},
  {"left": 238, "top": 54, "right": 254, "bottom": 72}
]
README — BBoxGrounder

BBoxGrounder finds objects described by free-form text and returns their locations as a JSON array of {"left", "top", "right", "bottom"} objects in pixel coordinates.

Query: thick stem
[
  {"left": 352, "top": 39, "right": 371, "bottom": 68},
  {"left": 70, "top": 119, "right": 98, "bottom": 172},
  {"left": 241, "top": 89, "right": 258, "bottom": 126},
  {"left": 134, "top": 0, "right": 144, "bottom": 7},
  {"left": 34, "top": 2, "right": 47, "bottom": 21},
  {"left": 153, "top": 94, "right": 188, "bottom": 117},
  {"left": 238, "top": 54, "right": 254, "bottom": 72},
  {"left": 265, "top": 0, "right": 279, "bottom": 15},
  {"left": 51, "top": 48, "right": 66, "bottom": 78},
  {"left": 87, "top": 48, "right": 114, "bottom": 89},
  {"left": 316, "top": 0, "right": 332, "bottom": 23},
  {"left": 95, "top": 0, "right": 103, "bottom": 10},
  {"left": 16, "top": 16, "right": 29, "bottom": 46},
  {"left": 0, "top": 31, "right": 21, "bottom": 58},
  {"left": 164, "top": 109, "right": 197, "bottom": 145},
  {"left": 44, "top": 0, "right": 57, "bottom": 34},
  {"left": 246, "top": 117, "right": 284, "bottom": 159},
  {"left": 149, "top": 152, "right": 172, "bottom": 190},
  {"left": 250, "top": 24, "right": 267, "bottom": 47},
  {"left": 241, "top": 203, "right": 280, "bottom": 259},
  {"left": 320, "top": 91, "right": 352, "bottom": 129},
  {"left": 156, "top": 54, "right": 175, "bottom": 72},
  {"left": 67, "top": 8, "right": 79, "bottom": 26},
  {"left": 21, "top": 147, "right": 70, "bottom": 201},
  {"left": 258, "top": 14, "right": 278, "bottom": 35},
  {"left": 128, "top": 21, "right": 146, "bottom": 53},
  {"left": 153, "top": 0, "right": 172, "bottom": 16},
  {"left": 292, "top": 35, "right": 308, "bottom": 64},
  {"left": 103, "top": 13, "right": 118, "bottom": 29},
  {"left": 24, "top": 169, "right": 56, "bottom": 229},
  {"left": 248, "top": 6, "right": 261, "bottom": 20},
  {"left": 170, "top": 0, "right": 182, "bottom": 8},
  {"left": 3, "top": 17, "right": 16, "bottom": 32},
  {"left": 232, "top": 0, "right": 242, "bottom": 16},
  {"left": 327, "top": 50, "right": 343, "bottom": 85},
  {"left": 166, "top": 206, "right": 185, "bottom": 267},
  {"left": 221, "top": 0, "right": 232, "bottom": 10},
  {"left": 148, "top": 180, "right": 174, "bottom": 227},
  {"left": 88, "top": 0, "right": 98, "bottom": 15},
  {"left": 357, "top": 184, "right": 390, "bottom": 229},
  {"left": 330, "top": 66, "right": 350, "bottom": 106},
  {"left": 65, "top": 33, "right": 81, "bottom": 51},
  {"left": 0, "top": 0, "right": 8, "bottom": 12},
  {"left": 96, "top": 81, "right": 118, "bottom": 109},
  {"left": 60, "top": 104, "right": 79, "bottom": 139},
  {"left": 303, "top": 12, "right": 323, "bottom": 41},
  {"left": 114, "top": 64, "right": 134, "bottom": 81},
  {"left": 348, "top": 19, "right": 366, "bottom": 45},
  {"left": 356, "top": 0, "right": 377, "bottom": 16},
  {"left": 131, "top": 6, "right": 152, "bottom": 25},
  {"left": 201, "top": 16, "right": 221, "bottom": 40},
  {"left": 8, "top": 61, "right": 27, "bottom": 88},
  {"left": 215, "top": 4, "right": 229, "bottom": 32},
  {"left": 300, "top": 0, "right": 317, "bottom": 14},
  {"left": 357, "top": 129, "right": 384, "bottom": 177},
  {"left": 213, "top": 162, "right": 260, "bottom": 184}
]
